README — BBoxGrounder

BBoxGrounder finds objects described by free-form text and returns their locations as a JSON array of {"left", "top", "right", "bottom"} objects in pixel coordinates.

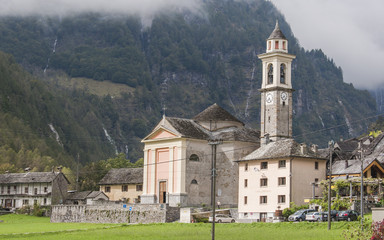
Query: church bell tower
[{"left": 258, "top": 21, "right": 296, "bottom": 144}]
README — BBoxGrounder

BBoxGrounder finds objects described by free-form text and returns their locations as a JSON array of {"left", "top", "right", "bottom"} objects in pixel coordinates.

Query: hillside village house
[
  {"left": 140, "top": 103, "right": 260, "bottom": 207},
  {"left": 329, "top": 133, "right": 384, "bottom": 200},
  {"left": 237, "top": 22, "right": 327, "bottom": 222},
  {"left": 0, "top": 171, "right": 69, "bottom": 209},
  {"left": 99, "top": 168, "right": 143, "bottom": 203}
]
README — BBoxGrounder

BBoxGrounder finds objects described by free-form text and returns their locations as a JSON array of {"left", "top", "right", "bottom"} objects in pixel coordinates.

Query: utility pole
[
  {"left": 76, "top": 153, "right": 80, "bottom": 191},
  {"left": 328, "top": 140, "right": 334, "bottom": 230},
  {"left": 209, "top": 139, "right": 222, "bottom": 240},
  {"left": 359, "top": 141, "right": 364, "bottom": 231}
]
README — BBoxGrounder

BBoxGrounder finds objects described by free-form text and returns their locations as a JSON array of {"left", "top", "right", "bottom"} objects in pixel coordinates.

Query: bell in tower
[{"left": 258, "top": 21, "right": 296, "bottom": 144}]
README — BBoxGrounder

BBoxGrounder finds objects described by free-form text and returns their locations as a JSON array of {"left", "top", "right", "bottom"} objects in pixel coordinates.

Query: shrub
[{"left": 371, "top": 221, "right": 384, "bottom": 240}]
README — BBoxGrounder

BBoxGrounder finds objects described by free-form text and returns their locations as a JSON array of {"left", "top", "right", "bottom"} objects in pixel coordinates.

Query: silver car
[
  {"left": 208, "top": 214, "right": 236, "bottom": 223},
  {"left": 305, "top": 212, "right": 328, "bottom": 222}
]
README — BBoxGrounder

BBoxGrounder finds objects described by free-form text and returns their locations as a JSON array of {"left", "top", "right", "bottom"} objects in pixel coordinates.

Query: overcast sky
[
  {"left": 0, "top": 0, "right": 382, "bottom": 89},
  {"left": 270, "top": 0, "right": 384, "bottom": 90}
]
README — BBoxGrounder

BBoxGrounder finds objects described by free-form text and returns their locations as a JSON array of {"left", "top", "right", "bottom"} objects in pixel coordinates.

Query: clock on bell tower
[{"left": 258, "top": 21, "right": 296, "bottom": 144}]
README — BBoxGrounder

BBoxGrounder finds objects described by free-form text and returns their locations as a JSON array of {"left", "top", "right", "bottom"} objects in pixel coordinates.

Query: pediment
[{"left": 144, "top": 127, "right": 179, "bottom": 141}]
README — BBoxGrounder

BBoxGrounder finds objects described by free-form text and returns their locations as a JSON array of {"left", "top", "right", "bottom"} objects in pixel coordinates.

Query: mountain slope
[{"left": 0, "top": 0, "right": 377, "bottom": 172}]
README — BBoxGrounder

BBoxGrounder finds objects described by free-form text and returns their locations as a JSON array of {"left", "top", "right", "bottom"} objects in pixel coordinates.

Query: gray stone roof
[
  {"left": 166, "top": 117, "right": 211, "bottom": 140},
  {"left": 193, "top": 103, "right": 243, "bottom": 125},
  {"left": 239, "top": 139, "right": 325, "bottom": 161},
  {"left": 0, "top": 172, "right": 63, "bottom": 184},
  {"left": 268, "top": 21, "right": 287, "bottom": 40},
  {"left": 98, "top": 168, "right": 143, "bottom": 185},
  {"left": 66, "top": 191, "right": 93, "bottom": 200},
  {"left": 213, "top": 127, "right": 260, "bottom": 143},
  {"left": 87, "top": 191, "right": 105, "bottom": 199}
]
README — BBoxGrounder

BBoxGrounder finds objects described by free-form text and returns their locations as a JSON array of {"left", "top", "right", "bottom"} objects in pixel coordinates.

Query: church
[{"left": 140, "top": 104, "right": 259, "bottom": 207}]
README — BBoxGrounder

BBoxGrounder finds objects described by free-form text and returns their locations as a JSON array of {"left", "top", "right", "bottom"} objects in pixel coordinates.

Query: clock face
[
  {"left": 281, "top": 92, "right": 288, "bottom": 101},
  {"left": 266, "top": 92, "right": 274, "bottom": 104}
]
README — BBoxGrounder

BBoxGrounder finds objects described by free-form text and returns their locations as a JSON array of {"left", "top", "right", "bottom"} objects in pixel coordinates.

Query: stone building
[
  {"left": 237, "top": 22, "right": 327, "bottom": 222},
  {"left": 141, "top": 103, "right": 260, "bottom": 207},
  {"left": 99, "top": 168, "right": 143, "bottom": 203},
  {"left": 0, "top": 171, "right": 69, "bottom": 209},
  {"left": 65, "top": 191, "right": 109, "bottom": 205}
]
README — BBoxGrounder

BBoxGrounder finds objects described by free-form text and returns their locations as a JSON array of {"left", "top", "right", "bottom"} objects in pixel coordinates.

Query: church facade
[{"left": 141, "top": 104, "right": 259, "bottom": 207}]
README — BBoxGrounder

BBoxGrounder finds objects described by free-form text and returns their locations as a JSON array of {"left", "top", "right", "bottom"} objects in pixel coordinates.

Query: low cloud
[
  {"left": 0, "top": 0, "right": 203, "bottom": 21},
  {"left": 270, "top": 0, "right": 384, "bottom": 89}
]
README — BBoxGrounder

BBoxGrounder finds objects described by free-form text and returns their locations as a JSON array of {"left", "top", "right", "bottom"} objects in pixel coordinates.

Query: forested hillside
[{"left": 0, "top": 0, "right": 377, "bottom": 177}]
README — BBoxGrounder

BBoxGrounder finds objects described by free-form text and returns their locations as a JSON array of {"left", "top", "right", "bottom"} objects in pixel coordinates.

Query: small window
[
  {"left": 122, "top": 185, "right": 128, "bottom": 192},
  {"left": 280, "top": 64, "right": 286, "bottom": 84},
  {"left": 44, "top": 198, "right": 47, "bottom": 205},
  {"left": 136, "top": 184, "right": 143, "bottom": 192},
  {"left": 260, "top": 178, "right": 268, "bottom": 187},
  {"left": 34, "top": 188, "right": 38, "bottom": 195},
  {"left": 278, "top": 177, "right": 286, "bottom": 186},
  {"left": 315, "top": 162, "right": 319, "bottom": 170},
  {"left": 244, "top": 179, "right": 248, "bottom": 188},
  {"left": 260, "top": 196, "right": 267, "bottom": 204},
  {"left": 105, "top": 186, "right": 111, "bottom": 193},
  {"left": 278, "top": 160, "right": 286, "bottom": 168},
  {"left": 282, "top": 41, "right": 286, "bottom": 50},
  {"left": 244, "top": 196, "right": 248, "bottom": 205},
  {"left": 44, "top": 187, "right": 48, "bottom": 193},
  {"left": 278, "top": 195, "right": 286, "bottom": 203},
  {"left": 245, "top": 163, "right": 248, "bottom": 171},
  {"left": 189, "top": 154, "right": 199, "bottom": 162},
  {"left": 268, "top": 41, "right": 271, "bottom": 50},
  {"left": 315, "top": 178, "right": 319, "bottom": 183},
  {"left": 13, "top": 186, "right": 16, "bottom": 192},
  {"left": 24, "top": 187, "right": 28, "bottom": 194},
  {"left": 261, "top": 162, "right": 268, "bottom": 169},
  {"left": 7, "top": 186, "right": 10, "bottom": 194},
  {"left": 23, "top": 199, "right": 29, "bottom": 205},
  {"left": 275, "top": 41, "right": 279, "bottom": 49},
  {"left": 191, "top": 179, "right": 198, "bottom": 184},
  {"left": 267, "top": 64, "right": 273, "bottom": 84}
]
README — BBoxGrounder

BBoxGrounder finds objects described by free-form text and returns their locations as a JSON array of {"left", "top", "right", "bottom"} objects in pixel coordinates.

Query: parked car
[
  {"left": 330, "top": 210, "right": 339, "bottom": 221},
  {"left": 305, "top": 212, "right": 328, "bottom": 222},
  {"left": 336, "top": 210, "right": 359, "bottom": 221},
  {"left": 208, "top": 214, "right": 236, "bottom": 223},
  {"left": 288, "top": 209, "right": 315, "bottom": 222}
]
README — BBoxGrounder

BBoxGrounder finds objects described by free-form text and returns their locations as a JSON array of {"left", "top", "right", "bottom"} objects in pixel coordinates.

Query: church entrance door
[{"left": 159, "top": 181, "right": 167, "bottom": 203}]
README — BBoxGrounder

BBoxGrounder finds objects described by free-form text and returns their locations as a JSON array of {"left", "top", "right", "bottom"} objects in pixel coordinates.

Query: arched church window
[
  {"left": 189, "top": 154, "right": 199, "bottom": 162},
  {"left": 267, "top": 64, "right": 273, "bottom": 84},
  {"left": 280, "top": 64, "right": 286, "bottom": 84},
  {"left": 191, "top": 179, "right": 198, "bottom": 184}
]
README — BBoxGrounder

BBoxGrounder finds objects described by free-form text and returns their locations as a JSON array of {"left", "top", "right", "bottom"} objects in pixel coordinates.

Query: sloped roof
[
  {"left": 268, "top": 21, "right": 287, "bottom": 40},
  {"left": 213, "top": 127, "right": 260, "bottom": 143},
  {"left": 87, "top": 191, "right": 106, "bottom": 199},
  {"left": 0, "top": 172, "right": 63, "bottom": 184},
  {"left": 166, "top": 117, "right": 210, "bottom": 140},
  {"left": 193, "top": 103, "right": 243, "bottom": 125},
  {"left": 98, "top": 168, "right": 143, "bottom": 185},
  {"left": 332, "top": 159, "right": 384, "bottom": 175},
  {"left": 66, "top": 191, "right": 93, "bottom": 200},
  {"left": 239, "top": 139, "right": 325, "bottom": 161}
]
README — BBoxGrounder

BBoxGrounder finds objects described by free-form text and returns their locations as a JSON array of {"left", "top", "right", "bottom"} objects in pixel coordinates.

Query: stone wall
[{"left": 51, "top": 204, "right": 179, "bottom": 224}]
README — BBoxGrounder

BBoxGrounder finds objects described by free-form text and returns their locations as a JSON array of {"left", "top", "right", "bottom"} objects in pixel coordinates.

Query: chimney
[
  {"left": 311, "top": 144, "right": 318, "bottom": 154},
  {"left": 57, "top": 166, "right": 62, "bottom": 173},
  {"left": 300, "top": 144, "right": 307, "bottom": 155},
  {"left": 345, "top": 160, "right": 348, "bottom": 169}
]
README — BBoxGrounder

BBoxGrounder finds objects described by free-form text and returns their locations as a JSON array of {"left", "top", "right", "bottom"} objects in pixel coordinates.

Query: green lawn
[{"left": 0, "top": 214, "right": 368, "bottom": 240}]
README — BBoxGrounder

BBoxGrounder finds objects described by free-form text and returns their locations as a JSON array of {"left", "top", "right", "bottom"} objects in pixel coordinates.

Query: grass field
[{"left": 0, "top": 214, "right": 368, "bottom": 240}]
